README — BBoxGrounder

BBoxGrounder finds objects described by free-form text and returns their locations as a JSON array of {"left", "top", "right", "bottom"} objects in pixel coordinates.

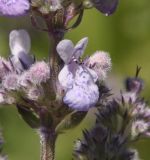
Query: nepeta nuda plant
[{"left": 0, "top": 0, "right": 149, "bottom": 160}]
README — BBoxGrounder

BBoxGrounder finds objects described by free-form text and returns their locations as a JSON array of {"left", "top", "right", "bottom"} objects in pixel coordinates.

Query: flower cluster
[
  {"left": 74, "top": 68, "right": 150, "bottom": 160},
  {"left": 0, "top": 29, "right": 113, "bottom": 136}
]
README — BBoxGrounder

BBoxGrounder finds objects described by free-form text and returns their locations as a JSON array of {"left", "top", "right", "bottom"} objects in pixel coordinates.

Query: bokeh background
[{"left": 0, "top": 0, "right": 150, "bottom": 159}]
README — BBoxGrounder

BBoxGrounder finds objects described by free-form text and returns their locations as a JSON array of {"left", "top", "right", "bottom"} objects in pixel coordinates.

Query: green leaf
[
  {"left": 17, "top": 104, "right": 40, "bottom": 129},
  {"left": 55, "top": 111, "right": 87, "bottom": 133}
]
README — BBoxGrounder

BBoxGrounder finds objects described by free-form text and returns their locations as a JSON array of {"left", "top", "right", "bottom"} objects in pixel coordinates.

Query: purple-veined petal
[
  {"left": 63, "top": 80, "right": 99, "bottom": 111},
  {"left": 73, "top": 37, "right": 88, "bottom": 59},
  {"left": 9, "top": 29, "right": 31, "bottom": 57},
  {"left": 91, "top": 0, "right": 119, "bottom": 15},
  {"left": 0, "top": 0, "right": 30, "bottom": 16},
  {"left": 56, "top": 39, "right": 74, "bottom": 64},
  {"left": 75, "top": 67, "right": 94, "bottom": 85}
]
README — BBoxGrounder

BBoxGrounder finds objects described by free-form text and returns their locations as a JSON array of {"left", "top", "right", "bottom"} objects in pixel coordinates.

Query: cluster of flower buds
[{"left": 74, "top": 68, "right": 150, "bottom": 160}]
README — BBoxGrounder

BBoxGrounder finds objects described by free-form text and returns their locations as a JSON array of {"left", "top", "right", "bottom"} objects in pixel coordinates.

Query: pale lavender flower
[
  {"left": 27, "top": 61, "right": 50, "bottom": 85},
  {"left": 86, "top": 51, "right": 112, "bottom": 81},
  {"left": 57, "top": 37, "right": 99, "bottom": 111},
  {"left": 57, "top": 37, "right": 98, "bottom": 90},
  {"left": 0, "top": 0, "right": 30, "bottom": 16}
]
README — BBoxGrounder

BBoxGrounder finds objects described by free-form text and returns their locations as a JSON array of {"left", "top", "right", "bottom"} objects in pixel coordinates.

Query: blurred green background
[{"left": 0, "top": 0, "right": 150, "bottom": 159}]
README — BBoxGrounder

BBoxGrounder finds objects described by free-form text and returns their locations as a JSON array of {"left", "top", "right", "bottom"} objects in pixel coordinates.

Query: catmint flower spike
[{"left": 0, "top": 0, "right": 30, "bottom": 16}]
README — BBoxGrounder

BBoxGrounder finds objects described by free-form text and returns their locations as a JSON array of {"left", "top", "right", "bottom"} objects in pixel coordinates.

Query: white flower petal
[
  {"left": 9, "top": 29, "right": 31, "bottom": 56},
  {"left": 58, "top": 65, "right": 74, "bottom": 90},
  {"left": 73, "top": 37, "right": 88, "bottom": 59},
  {"left": 56, "top": 39, "right": 74, "bottom": 64}
]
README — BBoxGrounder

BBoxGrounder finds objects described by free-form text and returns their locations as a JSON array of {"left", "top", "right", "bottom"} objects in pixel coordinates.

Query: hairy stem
[{"left": 40, "top": 129, "right": 57, "bottom": 160}]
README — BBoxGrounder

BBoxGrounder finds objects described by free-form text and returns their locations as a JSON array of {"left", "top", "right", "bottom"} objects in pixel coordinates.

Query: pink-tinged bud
[
  {"left": 87, "top": 51, "right": 112, "bottom": 80},
  {"left": 2, "top": 73, "right": 19, "bottom": 90},
  {"left": 28, "top": 61, "right": 50, "bottom": 85},
  {"left": 0, "top": 57, "right": 12, "bottom": 79}
]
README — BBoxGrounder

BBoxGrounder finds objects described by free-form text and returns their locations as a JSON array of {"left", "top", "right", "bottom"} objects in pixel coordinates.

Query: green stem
[{"left": 40, "top": 130, "right": 57, "bottom": 160}]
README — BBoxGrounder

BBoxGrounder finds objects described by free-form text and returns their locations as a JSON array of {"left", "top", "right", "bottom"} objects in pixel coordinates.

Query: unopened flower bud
[
  {"left": 87, "top": 51, "right": 111, "bottom": 80},
  {"left": 125, "top": 78, "right": 143, "bottom": 94},
  {"left": 28, "top": 61, "right": 50, "bottom": 85}
]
